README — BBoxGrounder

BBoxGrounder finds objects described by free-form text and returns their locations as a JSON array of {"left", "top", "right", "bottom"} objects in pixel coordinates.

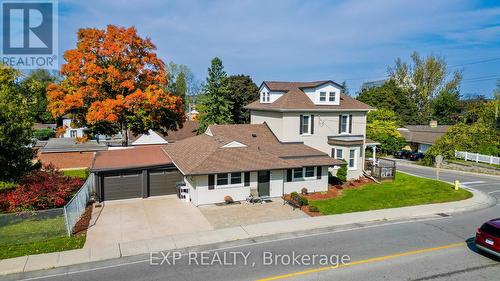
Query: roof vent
[{"left": 252, "top": 133, "right": 257, "bottom": 138}]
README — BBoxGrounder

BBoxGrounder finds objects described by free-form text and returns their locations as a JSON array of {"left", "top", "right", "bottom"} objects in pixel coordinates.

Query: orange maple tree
[{"left": 47, "top": 25, "right": 184, "bottom": 145}]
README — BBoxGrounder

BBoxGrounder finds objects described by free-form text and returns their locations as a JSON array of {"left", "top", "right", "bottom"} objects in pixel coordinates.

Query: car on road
[
  {"left": 475, "top": 218, "right": 500, "bottom": 258},
  {"left": 408, "top": 152, "right": 424, "bottom": 161},
  {"left": 394, "top": 150, "right": 412, "bottom": 159}
]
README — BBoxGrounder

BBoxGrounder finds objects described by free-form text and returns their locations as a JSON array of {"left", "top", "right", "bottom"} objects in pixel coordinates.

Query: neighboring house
[
  {"left": 128, "top": 120, "right": 199, "bottom": 146},
  {"left": 91, "top": 123, "right": 341, "bottom": 205},
  {"left": 397, "top": 121, "right": 451, "bottom": 153},
  {"left": 246, "top": 80, "right": 373, "bottom": 179},
  {"left": 36, "top": 138, "right": 107, "bottom": 169},
  {"left": 61, "top": 117, "right": 85, "bottom": 138}
]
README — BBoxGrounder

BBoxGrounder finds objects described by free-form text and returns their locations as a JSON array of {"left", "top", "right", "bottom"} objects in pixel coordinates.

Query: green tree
[
  {"left": 431, "top": 88, "right": 461, "bottom": 125},
  {"left": 388, "top": 52, "right": 462, "bottom": 123},
  {"left": 357, "top": 80, "right": 419, "bottom": 124},
  {"left": 197, "top": 57, "right": 233, "bottom": 133},
  {"left": 341, "top": 81, "right": 349, "bottom": 96},
  {"left": 366, "top": 109, "right": 406, "bottom": 154},
  {"left": 226, "top": 75, "right": 259, "bottom": 124},
  {"left": 0, "top": 66, "right": 37, "bottom": 182},
  {"left": 19, "top": 69, "right": 58, "bottom": 123}
]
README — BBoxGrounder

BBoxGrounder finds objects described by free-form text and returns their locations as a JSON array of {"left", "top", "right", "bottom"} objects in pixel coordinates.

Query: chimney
[{"left": 429, "top": 120, "right": 438, "bottom": 128}]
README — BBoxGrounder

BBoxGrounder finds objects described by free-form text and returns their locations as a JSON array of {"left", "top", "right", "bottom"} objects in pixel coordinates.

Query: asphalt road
[{"left": 3, "top": 164, "right": 499, "bottom": 281}]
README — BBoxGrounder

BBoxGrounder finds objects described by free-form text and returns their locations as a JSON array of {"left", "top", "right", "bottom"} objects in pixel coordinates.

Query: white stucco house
[{"left": 246, "top": 80, "right": 374, "bottom": 179}]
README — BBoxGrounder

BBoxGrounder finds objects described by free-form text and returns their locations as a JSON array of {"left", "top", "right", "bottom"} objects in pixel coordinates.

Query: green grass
[
  {"left": 62, "top": 169, "right": 89, "bottom": 179},
  {"left": 0, "top": 215, "right": 86, "bottom": 259},
  {"left": 310, "top": 172, "right": 472, "bottom": 215}
]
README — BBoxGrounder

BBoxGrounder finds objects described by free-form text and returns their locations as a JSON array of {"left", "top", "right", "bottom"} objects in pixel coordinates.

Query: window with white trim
[
  {"left": 216, "top": 173, "right": 228, "bottom": 186},
  {"left": 305, "top": 167, "right": 315, "bottom": 178},
  {"left": 348, "top": 149, "right": 357, "bottom": 169},
  {"left": 70, "top": 130, "right": 77, "bottom": 138},
  {"left": 329, "top": 92, "right": 336, "bottom": 102},
  {"left": 319, "top": 92, "right": 327, "bottom": 102},
  {"left": 340, "top": 115, "right": 349, "bottom": 134},
  {"left": 335, "top": 148, "right": 343, "bottom": 160},
  {"left": 301, "top": 115, "right": 311, "bottom": 134},
  {"left": 293, "top": 168, "right": 303, "bottom": 179},
  {"left": 230, "top": 172, "right": 241, "bottom": 184}
]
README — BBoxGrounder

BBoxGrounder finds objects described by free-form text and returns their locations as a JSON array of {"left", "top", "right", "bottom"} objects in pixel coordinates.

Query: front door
[{"left": 257, "top": 171, "right": 270, "bottom": 197}]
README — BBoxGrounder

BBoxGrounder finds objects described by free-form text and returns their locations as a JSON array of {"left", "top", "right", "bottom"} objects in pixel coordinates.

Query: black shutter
[
  {"left": 311, "top": 115, "right": 315, "bottom": 134},
  {"left": 244, "top": 172, "right": 250, "bottom": 186},
  {"left": 286, "top": 169, "right": 292, "bottom": 182},
  {"left": 208, "top": 175, "right": 215, "bottom": 190},
  {"left": 338, "top": 114, "right": 342, "bottom": 134},
  {"left": 349, "top": 114, "right": 353, "bottom": 134},
  {"left": 316, "top": 166, "right": 322, "bottom": 179},
  {"left": 299, "top": 115, "right": 303, "bottom": 135}
]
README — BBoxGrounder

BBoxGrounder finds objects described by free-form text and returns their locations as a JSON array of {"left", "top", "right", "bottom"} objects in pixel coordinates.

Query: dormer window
[
  {"left": 261, "top": 92, "right": 270, "bottom": 103},
  {"left": 329, "top": 92, "right": 336, "bottom": 102},
  {"left": 319, "top": 92, "right": 326, "bottom": 102}
]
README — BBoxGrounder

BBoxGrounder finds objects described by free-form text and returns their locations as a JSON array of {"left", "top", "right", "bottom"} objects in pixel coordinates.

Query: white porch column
[{"left": 372, "top": 146, "right": 376, "bottom": 165}]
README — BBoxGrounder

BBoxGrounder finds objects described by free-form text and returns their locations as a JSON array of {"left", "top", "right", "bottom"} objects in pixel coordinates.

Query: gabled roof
[
  {"left": 164, "top": 123, "right": 342, "bottom": 175},
  {"left": 247, "top": 81, "right": 373, "bottom": 111},
  {"left": 128, "top": 120, "right": 199, "bottom": 145},
  {"left": 398, "top": 125, "right": 451, "bottom": 145}
]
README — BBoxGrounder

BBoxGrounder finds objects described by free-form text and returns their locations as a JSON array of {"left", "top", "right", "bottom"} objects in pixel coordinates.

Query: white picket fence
[{"left": 455, "top": 150, "right": 500, "bottom": 165}]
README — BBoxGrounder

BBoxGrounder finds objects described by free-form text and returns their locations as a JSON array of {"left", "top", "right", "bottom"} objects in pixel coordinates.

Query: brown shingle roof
[
  {"left": 164, "top": 123, "right": 342, "bottom": 175},
  {"left": 398, "top": 125, "right": 451, "bottom": 145},
  {"left": 92, "top": 146, "right": 173, "bottom": 171},
  {"left": 128, "top": 120, "right": 199, "bottom": 144},
  {"left": 245, "top": 81, "right": 373, "bottom": 111},
  {"left": 37, "top": 151, "right": 94, "bottom": 169}
]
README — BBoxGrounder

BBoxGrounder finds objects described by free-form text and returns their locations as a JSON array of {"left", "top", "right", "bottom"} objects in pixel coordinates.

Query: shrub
[
  {"left": 328, "top": 172, "right": 342, "bottom": 185},
  {"left": 0, "top": 181, "right": 18, "bottom": 192},
  {"left": 290, "top": 192, "right": 299, "bottom": 199},
  {"left": 33, "top": 128, "right": 54, "bottom": 140},
  {"left": 308, "top": 205, "right": 319, "bottom": 212},
  {"left": 224, "top": 195, "right": 234, "bottom": 204},
  {"left": 299, "top": 196, "right": 309, "bottom": 206},
  {"left": 0, "top": 164, "right": 84, "bottom": 212},
  {"left": 336, "top": 165, "right": 347, "bottom": 183},
  {"left": 301, "top": 187, "right": 308, "bottom": 195}
]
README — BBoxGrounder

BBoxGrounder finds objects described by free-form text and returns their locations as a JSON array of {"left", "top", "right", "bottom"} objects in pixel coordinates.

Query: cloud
[{"left": 58, "top": 0, "right": 500, "bottom": 95}]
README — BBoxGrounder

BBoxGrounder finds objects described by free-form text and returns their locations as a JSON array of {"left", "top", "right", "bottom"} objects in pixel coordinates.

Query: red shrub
[{"left": 0, "top": 164, "right": 85, "bottom": 212}]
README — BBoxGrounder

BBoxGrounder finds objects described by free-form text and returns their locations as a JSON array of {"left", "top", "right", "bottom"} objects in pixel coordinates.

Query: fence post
[
  {"left": 465, "top": 151, "right": 468, "bottom": 161},
  {"left": 63, "top": 206, "right": 71, "bottom": 237},
  {"left": 491, "top": 155, "right": 494, "bottom": 164},
  {"left": 476, "top": 153, "right": 479, "bottom": 163}
]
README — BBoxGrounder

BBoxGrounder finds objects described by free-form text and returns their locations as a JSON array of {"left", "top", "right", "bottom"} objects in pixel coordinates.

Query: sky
[{"left": 58, "top": 0, "right": 500, "bottom": 97}]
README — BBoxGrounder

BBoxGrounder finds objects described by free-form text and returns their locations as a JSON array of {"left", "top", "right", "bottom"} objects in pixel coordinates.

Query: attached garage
[
  {"left": 103, "top": 172, "right": 142, "bottom": 201},
  {"left": 149, "top": 169, "right": 183, "bottom": 196},
  {"left": 92, "top": 146, "right": 184, "bottom": 202}
]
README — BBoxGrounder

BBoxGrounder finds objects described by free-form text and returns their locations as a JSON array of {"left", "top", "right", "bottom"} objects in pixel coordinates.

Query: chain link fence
[{"left": 63, "top": 173, "right": 95, "bottom": 236}]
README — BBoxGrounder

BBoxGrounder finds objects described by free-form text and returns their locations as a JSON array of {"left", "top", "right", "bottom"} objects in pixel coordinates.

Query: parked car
[
  {"left": 408, "top": 152, "right": 424, "bottom": 161},
  {"left": 394, "top": 150, "right": 412, "bottom": 159},
  {"left": 475, "top": 218, "right": 500, "bottom": 258}
]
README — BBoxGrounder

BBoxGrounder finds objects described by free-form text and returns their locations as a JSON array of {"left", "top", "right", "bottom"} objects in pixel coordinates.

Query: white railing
[
  {"left": 455, "top": 150, "right": 500, "bottom": 165},
  {"left": 63, "top": 173, "right": 94, "bottom": 236}
]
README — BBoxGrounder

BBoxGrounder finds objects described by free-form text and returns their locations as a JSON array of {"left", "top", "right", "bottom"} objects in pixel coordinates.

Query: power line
[{"left": 449, "top": 57, "right": 500, "bottom": 68}]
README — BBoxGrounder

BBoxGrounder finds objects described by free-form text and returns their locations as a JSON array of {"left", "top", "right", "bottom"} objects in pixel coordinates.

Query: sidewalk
[{"left": 0, "top": 187, "right": 496, "bottom": 276}]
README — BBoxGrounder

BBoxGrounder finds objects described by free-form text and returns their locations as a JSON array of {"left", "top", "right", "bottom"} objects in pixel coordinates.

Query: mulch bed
[{"left": 72, "top": 203, "right": 93, "bottom": 235}]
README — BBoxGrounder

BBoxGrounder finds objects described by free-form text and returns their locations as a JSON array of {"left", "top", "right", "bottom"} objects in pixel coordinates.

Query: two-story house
[{"left": 246, "top": 81, "right": 373, "bottom": 179}]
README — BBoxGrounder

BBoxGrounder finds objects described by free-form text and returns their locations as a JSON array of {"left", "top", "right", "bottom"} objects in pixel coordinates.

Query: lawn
[
  {"left": 62, "top": 169, "right": 89, "bottom": 179},
  {"left": 310, "top": 172, "right": 472, "bottom": 215},
  {"left": 0, "top": 214, "right": 85, "bottom": 259}
]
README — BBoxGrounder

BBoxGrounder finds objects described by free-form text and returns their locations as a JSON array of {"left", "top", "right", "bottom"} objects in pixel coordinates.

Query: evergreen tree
[
  {"left": 197, "top": 57, "right": 233, "bottom": 133},
  {"left": 227, "top": 75, "right": 259, "bottom": 124}
]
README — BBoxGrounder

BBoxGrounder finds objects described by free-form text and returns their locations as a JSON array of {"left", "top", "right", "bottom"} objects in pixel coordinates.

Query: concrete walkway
[{"left": 0, "top": 187, "right": 496, "bottom": 276}]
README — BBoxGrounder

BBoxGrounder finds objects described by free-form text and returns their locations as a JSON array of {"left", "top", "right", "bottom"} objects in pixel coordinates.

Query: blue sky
[{"left": 58, "top": 0, "right": 500, "bottom": 97}]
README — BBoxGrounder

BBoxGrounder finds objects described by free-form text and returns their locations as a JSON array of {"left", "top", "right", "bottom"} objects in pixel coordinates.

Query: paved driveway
[
  {"left": 199, "top": 198, "right": 308, "bottom": 229},
  {"left": 84, "top": 196, "right": 213, "bottom": 248}
]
